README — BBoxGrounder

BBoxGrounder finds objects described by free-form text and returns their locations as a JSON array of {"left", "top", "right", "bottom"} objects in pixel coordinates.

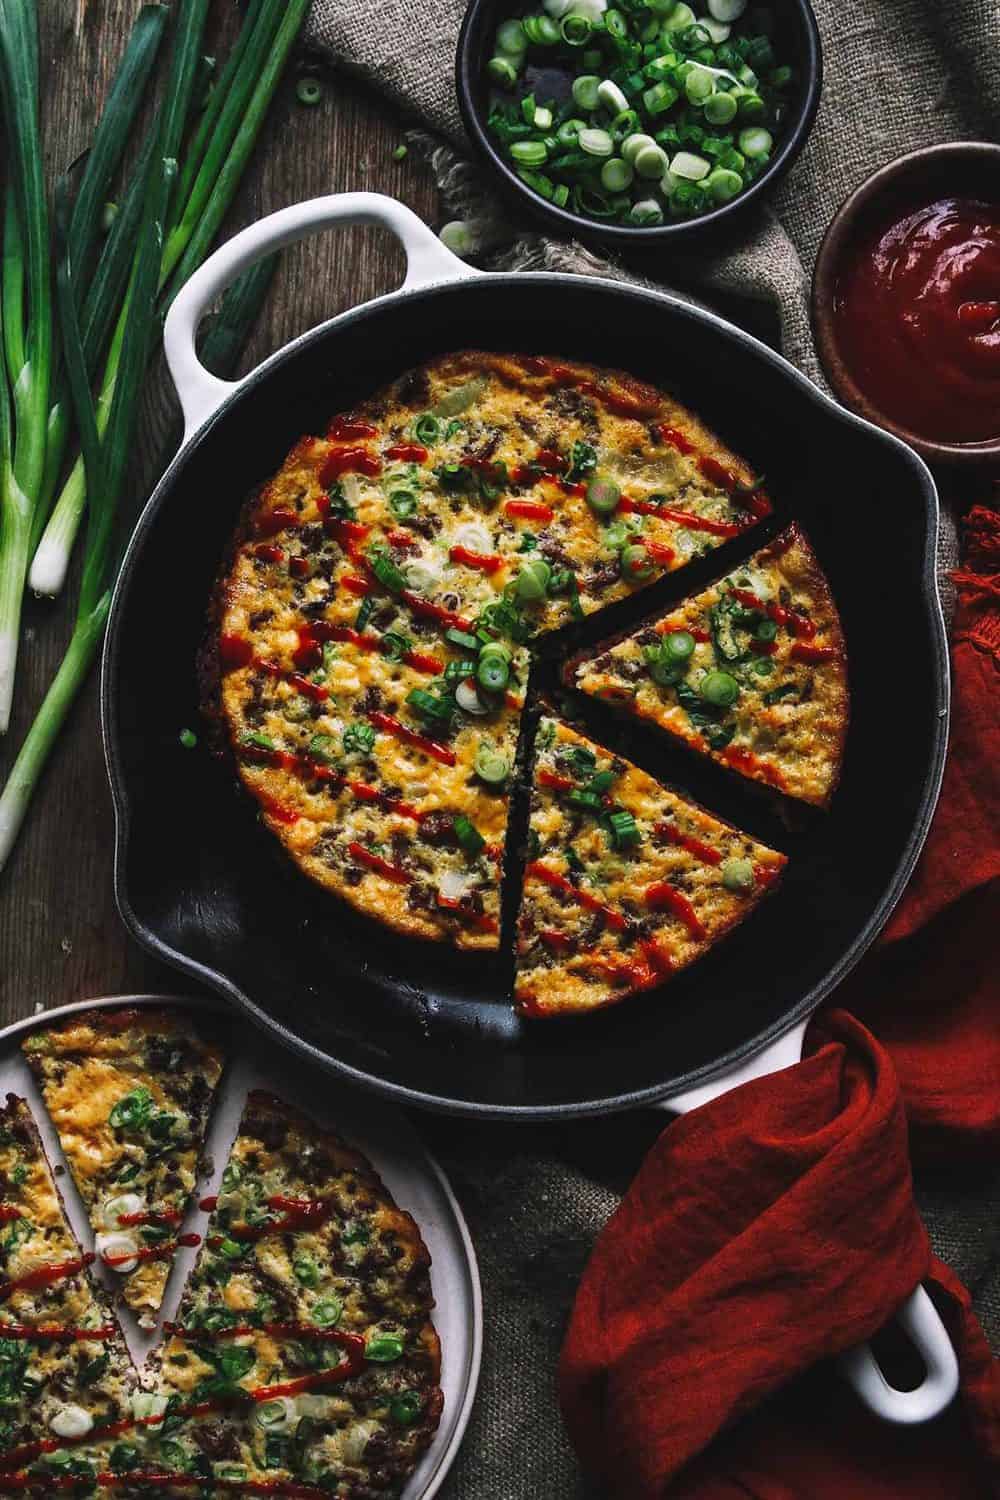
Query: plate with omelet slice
[{"left": 0, "top": 996, "right": 480, "bottom": 1499}]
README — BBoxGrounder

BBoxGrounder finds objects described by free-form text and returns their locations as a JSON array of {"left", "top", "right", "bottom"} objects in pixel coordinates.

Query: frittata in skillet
[
  {"left": 23, "top": 1007, "right": 224, "bottom": 1327},
  {"left": 0, "top": 1095, "right": 133, "bottom": 1476},
  {"left": 514, "top": 717, "right": 787, "bottom": 1016},
  {"left": 151, "top": 1091, "right": 443, "bottom": 1497},
  {"left": 210, "top": 350, "right": 772, "bottom": 950},
  {"left": 569, "top": 525, "right": 848, "bottom": 806}
]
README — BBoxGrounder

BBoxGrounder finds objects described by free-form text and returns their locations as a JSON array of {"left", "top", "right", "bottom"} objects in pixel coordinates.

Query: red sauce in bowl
[{"left": 833, "top": 195, "right": 1000, "bottom": 444}]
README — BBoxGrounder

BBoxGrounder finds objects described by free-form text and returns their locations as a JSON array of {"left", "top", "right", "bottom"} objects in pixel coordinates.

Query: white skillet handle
[
  {"left": 657, "top": 1024, "right": 959, "bottom": 1425},
  {"left": 163, "top": 192, "right": 481, "bottom": 443}
]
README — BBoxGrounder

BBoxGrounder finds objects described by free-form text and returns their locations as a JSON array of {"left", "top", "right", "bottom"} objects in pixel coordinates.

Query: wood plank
[{"left": 0, "top": 2, "right": 438, "bottom": 1023}]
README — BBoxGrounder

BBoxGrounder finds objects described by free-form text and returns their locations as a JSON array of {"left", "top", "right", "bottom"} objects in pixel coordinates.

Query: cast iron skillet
[{"left": 102, "top": 194, "right": 949, "bottom": 1122}]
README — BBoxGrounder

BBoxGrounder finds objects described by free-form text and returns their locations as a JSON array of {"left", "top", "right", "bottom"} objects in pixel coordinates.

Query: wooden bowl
[{"left": 812, "top": 141, "right": 1000, "bottom": 472}]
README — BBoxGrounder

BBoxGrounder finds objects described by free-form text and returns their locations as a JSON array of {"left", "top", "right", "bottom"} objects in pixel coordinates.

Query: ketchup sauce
[{"left": 833, "top": 194, "right": 1000, "bottom": 443}]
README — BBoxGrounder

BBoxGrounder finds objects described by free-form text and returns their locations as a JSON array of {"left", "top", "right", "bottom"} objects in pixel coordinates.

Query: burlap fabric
[{"left": 304, "top": 3, "right": 998, "bottom": 1492}]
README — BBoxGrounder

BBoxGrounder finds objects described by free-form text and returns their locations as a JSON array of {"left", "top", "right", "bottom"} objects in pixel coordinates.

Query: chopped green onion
[
  {"left": 671, "top": 150, "right": 711, "bottom": 180},
  {"left": 413, "top": 413, "right": 440, "bottom": 443},
  {"left": 706, "top": 167, "right": 743, "bottom": 201},
  {"left": 578, "top": 128, "right": 614, "bottom": 158},
  {"left": 312, "top": 1296, "right": 343, "bottom": 1326},
  {"left": 514, "top": 556, "right": 552, "bottom": 602},
  {"left": 622, "top": 132, "right": 657, "bottom": 163},
  {"left": 365, "top": 1332, "right": 405, "bottom": 1363},
  {"left": 295, "top": 76, "right": 322, "bottom": 106},
  {"left": 178, "top": 727, "right": 198, "bottom": 749},
  {"left": 510, "top": 139, "right": 549, "bottom": 166},
  {"left": 635, "top": 143, "right": 669, "bottom": 179},
  {"left": 560, "top": 12, "right": 593, "bottom": 45},
  {"left": 344, "top": 721, "right": 377, "bottom": 755},
  {"left": 446, "top": 627, "right": 480, "bottom": 653},
  {"left": 620, "top": 543, "right": 654, "bottom": 582},
  {"left": 522, "top": 13, "right": 561, "bottom": 44},
  {"left": 453, "top": 815, "right": 485, "bottom": 856},
  {"left": 628, "top": 198, "right": 664, "bottom": 226},
  {"left": 496, "top": 18, "right": 527, "bottom": 54},
  {"left": 567, "top": 788, "right": 602, "bottom": 812},
  {"left": 389, "top": 489, "right": 418, "bottom": 519},
  {"left": 440, "top": 220, "right": 477, "bottom": 258},
  {"left": 597, "top": 78, "right": 629, "bottom": 114},
  {"left": 392, "top": 143, "right": 408, "bottom": 160},
  {"left": 608, "top": 809, "right": 641, "bottom": 849},
  {"left": 367, "top": 546, "right": 407, "bottom": 593},
  {"left": 700, "top": 670, "right": 740, "bottom": 707},
  {"left": 474, "top": 741, "right": 510, "bottom": 785},
  {"left": 585, "top": 477, "right": 620, "bottom": 514},
  {"left": 407, "top": 687, "right": 453, "bottom": 723},
  {"left": 704, "top": 90, "right": 737, "bottom": 124},
  {"left": 600, "top": 157, "right": 633, "bottom": 192},
  {"left": 663, "top": 630, "right": 696, "bottom": 662},
  {"left": 487, "top": 55, "right": 519, "bottom": 87},
  {"left": 721, "top": 856, "right": 754, "bottom": 892},
  {"left": 738, "top": 125, "right": 773, "bottom": 157},
  {"left": 571, "top": 73, "right": 601, "bottom": 110},
  {"left": 477, "top": 648, "right": 511, "bottom": 693},
  {"left": 390, "top": 1391, "right": 423, "bottom": 1426}
]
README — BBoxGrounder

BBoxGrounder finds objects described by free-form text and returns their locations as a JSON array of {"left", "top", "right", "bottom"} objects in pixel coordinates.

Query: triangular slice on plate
[
  {"left": 154, "top": 1090, "right": 444, "bottom": 1491},
  {"left": 0, "top": 1094, "right": 132, "bottom": 1463},
  {"left": 23, "top": 1006, "right": 225, "bottom": 1328},
  {"left": 568, "top": 524, "right": 848, "bottom": 807},
  {"left": 515, "top": 717, "right": 786, "bottom": 1017}
]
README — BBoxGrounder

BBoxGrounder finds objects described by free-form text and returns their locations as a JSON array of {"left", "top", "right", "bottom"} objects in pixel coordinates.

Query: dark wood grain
[{"left": 0, "top": 1, "right": 438, "bottom": 1021}]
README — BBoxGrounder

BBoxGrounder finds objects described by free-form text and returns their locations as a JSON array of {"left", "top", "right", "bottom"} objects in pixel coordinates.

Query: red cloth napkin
[{"left": 560, "top": 506, "right": 1000, "bottom": 1496}]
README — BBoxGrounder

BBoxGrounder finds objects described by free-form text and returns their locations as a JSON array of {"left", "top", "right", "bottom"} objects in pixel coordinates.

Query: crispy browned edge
[
  {"left": 198, "top": 349, "right": 765, "bottom": 949},
  {"left": 561, "top": 521, "right": 851, "bottom": 810},
  {"left": 515, "top": 706, "right": 788, "bottom": 1018},
  {"left": 22, "top": 1004, "right": 226, "bottom": 1060},
  {"left": 239, "top": 1089, "right": 444, "bottom": 1434}
]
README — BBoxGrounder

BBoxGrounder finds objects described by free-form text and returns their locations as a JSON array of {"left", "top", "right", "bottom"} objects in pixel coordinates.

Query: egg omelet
[
  {"left": 151, "top": 1091, "right": 443, "bottom": 1497},
  {"left": 23, "top": 1008, "right": 225, "bottom": 1327},
  {"left": 0, "top": 1094, "right": 133, "bottom": 1474},
  {"left": 515, "top": 717, "right": 787, "bottom": 1016},
  {"left": 208, "top": 350, "right": 773, "bottom": 952},
  {"left": 3, "top": 1023, "right": 444, "bottom": 1497},
  {"left": 569, "top": 525, "right": 849, "bottom": 806}
]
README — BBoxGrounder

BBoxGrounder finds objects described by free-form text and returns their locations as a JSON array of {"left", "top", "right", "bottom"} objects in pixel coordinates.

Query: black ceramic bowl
[{"left": 456, "top": 0, "right": 823, "bottom": 249}]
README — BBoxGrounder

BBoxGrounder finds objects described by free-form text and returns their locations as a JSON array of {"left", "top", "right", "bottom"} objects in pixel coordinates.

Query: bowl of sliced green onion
[{"left": 456, "top": 0, "right": 821, "bottom": 242}]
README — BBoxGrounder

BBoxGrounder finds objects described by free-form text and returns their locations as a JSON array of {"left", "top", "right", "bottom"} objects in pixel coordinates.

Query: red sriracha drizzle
[
  {"left": 384, "top": 442, "right": 428, "bottom": 463},
  {"left": 450, "top": 544, "right": 503, "bottom": 574},
  {"left": 654, "top": 820, "right": 722, "bottom": 867},
  {"left": 526, "top": 860, "right": 629, "bottom": 932},
  {"left": 730, "top": 586, "right": 817, "bottom": 640},
  {"left": 505, "top": 499, "right": 554, "bottom": 523},
  {"left": 116, "top": 1208, "right": 182, "bottom": 1228},
  {"left": 348, "top": 843, "right": 411, "bottom": 885},
  {"left": 617, "top": 496, "right": 746, "bottom": 537},
  {"left": 328, "top": 416, "right": 378, "bottom": 442},
  {"left": 790, "top": 642, "right": 836, "bottom": 664},
  {"left": 256, "top": 507, "right": 299, "bottom": 538},
  {"left": 0, "top": 1322, "right": 115, "bottom": 1343},
  {"left": 367, "top": 711, "right": 456, "bottom": 766},
  {"left": 101, "top": 1233, "right": 201, "bottom": 1268},
  {"left": 319, "top": 447, "right": 382, "bottom": 485},
  {"left": 0, "top": 1253, "right": 94, "bottom": 1301},
  {"left": 644, "top": 881, "right": 706, "bottom": 940}
]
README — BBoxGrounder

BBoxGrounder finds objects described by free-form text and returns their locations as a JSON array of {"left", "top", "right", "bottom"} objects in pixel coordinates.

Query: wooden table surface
[{"left": 0, "top": 2, "right": 439, "bottom": 1023}]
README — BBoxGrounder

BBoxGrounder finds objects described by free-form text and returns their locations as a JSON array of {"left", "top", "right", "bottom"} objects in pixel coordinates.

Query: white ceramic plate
[{"left": 2, "top": 992, "right": 482, "bottom": 1499}]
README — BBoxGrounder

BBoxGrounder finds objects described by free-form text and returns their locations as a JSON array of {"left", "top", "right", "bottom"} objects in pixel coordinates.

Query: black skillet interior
[{"left": 103, "top": 274, "right": 947, "bottom": 1117}]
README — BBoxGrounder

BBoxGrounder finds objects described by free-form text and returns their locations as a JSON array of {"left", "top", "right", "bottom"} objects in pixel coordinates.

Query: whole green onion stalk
[
  {"left": 0, "top": 0, "right": 52, "bottom": 733},
  {"left": 0, "top": 236, "right": 276, "bottom": 875},
  {"left": 29, "top": 0, "right": 309, "bottom": 601}
]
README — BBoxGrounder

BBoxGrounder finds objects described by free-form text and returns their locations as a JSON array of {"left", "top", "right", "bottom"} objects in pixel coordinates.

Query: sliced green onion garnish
[
  {"left": 514, "top": 556, "right": 552, "bottom": 602},
  {"left": 365, "top": 1332, "right": 405, "bottom": 1363},
  {"left": 453, "top": 815, "right": 486, "bottom": 856},
  {"left": 367, "top": 546, "right": 407, "bottom": 593},
  {"left": 663, "top": 630, "right": 696, "bottom": 662},
  {"left": 413, "top": 413, "right": 440, "bottom": 443},
  {"left": 446, "top": 627, "right": 481, "bottom": 653},
  {"left": 620, "top": 543, "right": 654, "bottom": 582},
  {"left": 388, "top": 489, "right": 418, "bottom": 519},
  {"left": 487, "top": 56, "right": 519, "bottom": 87},
  {"left": 608, "top": 809, "right": 641, "bottom": 849},
  {"left": 567, "top": 788, "right": 602, "bottom": 812},
  {"left": 476, "top": 651, "right": 511, "bottom": 693},
  {"left": 474, "top": 741, "right": 510, "bottom": 784},
  {"left": 721, "top": 857, "right": 754, "bottom": 892},
  {"left": 738, "top": 125, "right": 773, "bottom": 158},
  {"left": 407, "top": 687, "right": 453, "bottom": 723},
  {"left": 178, "top": 727, "right": 197, "bottom": 749},
  {"left": 578, "top": 127, "right": 613, "bottom": 158},
  {"left": 295, "top": 76, "right": 322, "bottom": 106},
  {"left": 571, "top": 73, "right": 601, "bottom": 110},
  {"left": 585, "top": 477, "right": 620, "bottom": 514},
  {"left": 312, "top": 1296, "right": 343, "bottom": 1326},
  {"left": 700, "top": 670, "right": 740, "bottom": 707},
  {"left": 390, "top": 1391, "right": 423, "bottom": 1426}
]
